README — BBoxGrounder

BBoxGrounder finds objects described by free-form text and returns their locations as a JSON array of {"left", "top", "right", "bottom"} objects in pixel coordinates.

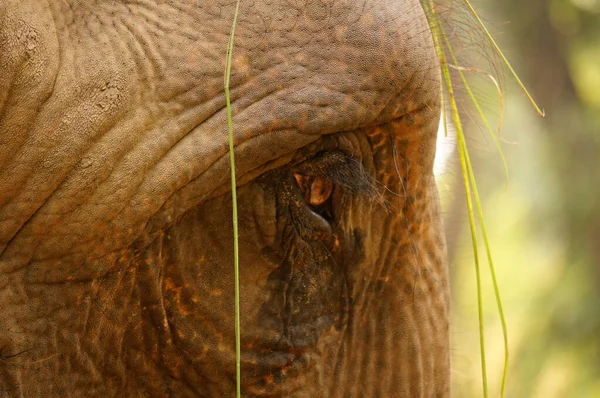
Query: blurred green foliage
[{"left": 445, "top": 0, "right": 600, "bottom": 397}]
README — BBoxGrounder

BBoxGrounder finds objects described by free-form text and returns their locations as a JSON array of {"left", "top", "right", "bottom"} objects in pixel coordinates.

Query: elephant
[{"left": 0, "top": 0, "right": 449, "bottom": 396}]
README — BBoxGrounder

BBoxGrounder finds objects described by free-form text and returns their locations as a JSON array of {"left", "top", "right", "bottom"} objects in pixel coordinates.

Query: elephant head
[{"left": 0, "top": 0, "right": 449, "bottom": 396}]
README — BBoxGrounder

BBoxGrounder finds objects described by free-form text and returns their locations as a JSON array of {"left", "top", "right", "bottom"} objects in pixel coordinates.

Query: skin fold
[{"left": 0, "top": 0, "right": 449, "bottom": 396}]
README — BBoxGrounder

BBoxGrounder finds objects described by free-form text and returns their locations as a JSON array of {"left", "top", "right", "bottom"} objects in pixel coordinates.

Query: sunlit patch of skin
[{"left": 433, "top": 113, "right": 456, "bottom": 178}]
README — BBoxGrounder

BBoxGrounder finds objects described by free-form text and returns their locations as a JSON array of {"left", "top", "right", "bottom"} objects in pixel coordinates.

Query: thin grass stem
[
  {"left": 436, "top": 7, "right": 510, "bottom": 397},
  {"left": 463, "top": 141, "right": 510, "bottom": 398},
  {"left": 423, "top": 2, "right": 489, "bottom": 396},
  {"left": 224, "top": 1, "right": 243, "bottom": 397}
]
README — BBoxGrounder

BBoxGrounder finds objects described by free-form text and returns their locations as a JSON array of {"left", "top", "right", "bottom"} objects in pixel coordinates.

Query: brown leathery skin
[{"left": 0, "top": 0, "right": 448, "bottom": 396}]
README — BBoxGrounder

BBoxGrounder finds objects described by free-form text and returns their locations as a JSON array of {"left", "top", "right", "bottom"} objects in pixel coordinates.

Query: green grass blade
[
  {"left": 460, "top": 0, "right": 545, "bottom": 117},
  {"left": 224, "top": 1, "right": 243, "bottom": 397},
  {"left": 440, "top": 26, "right": 510, "bottom": 397},
  {"left": 434, "top": 6, "right": 512, "bottom": 396},
  {"left": 424, "top": 2, "right": 514, "bottom": 396},
  {"left": 455, "top": 119, "right": 489, "bottom": 398},
  {"left": 423, "top": 2, "right": 488, "bottom": 396},
  {"left": 463, "top": 138, "right": 510, "bottom": 398}
]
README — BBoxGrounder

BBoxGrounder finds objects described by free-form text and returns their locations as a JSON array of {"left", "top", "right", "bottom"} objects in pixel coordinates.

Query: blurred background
[{"left": 435, "top": 0, "right": 600, "bottom": 396}]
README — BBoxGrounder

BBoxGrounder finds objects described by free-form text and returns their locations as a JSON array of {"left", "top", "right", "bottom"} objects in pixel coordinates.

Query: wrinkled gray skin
[{"left": 0, "top": 0, "right": 449, "bottom": 396}]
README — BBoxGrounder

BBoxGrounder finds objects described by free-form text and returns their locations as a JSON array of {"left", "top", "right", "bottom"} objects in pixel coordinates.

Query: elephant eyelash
[
  {"left": 290, "top": 151, "right": 382, "bottom": 223},
  {"left": 292, "top": 151, "right": 380, "bottom": 199}
]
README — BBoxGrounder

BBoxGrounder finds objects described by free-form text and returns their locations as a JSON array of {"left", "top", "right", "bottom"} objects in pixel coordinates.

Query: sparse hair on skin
[{"left": 293, "top": 151, "right": 381, "bottom": 198}]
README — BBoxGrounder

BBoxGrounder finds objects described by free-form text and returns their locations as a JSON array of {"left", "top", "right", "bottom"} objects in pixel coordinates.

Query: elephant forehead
[
  {"left": 0, "top": 0, "right": 439, "bottom": 276},
  {"left": 41, "top": 0, "right": 437, "bottom": 135},
  {"left": 231, "top": 0, "right": 439, "bottom": 134}
]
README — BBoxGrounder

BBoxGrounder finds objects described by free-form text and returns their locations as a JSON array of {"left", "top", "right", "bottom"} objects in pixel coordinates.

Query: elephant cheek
[{"left": 326, "top": 118, "right": 450, "bottom": 396}]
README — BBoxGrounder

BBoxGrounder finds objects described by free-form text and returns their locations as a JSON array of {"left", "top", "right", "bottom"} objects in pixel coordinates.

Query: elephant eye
[{"left": 293, "top": 173, "right": 334, "bottom": 208}]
